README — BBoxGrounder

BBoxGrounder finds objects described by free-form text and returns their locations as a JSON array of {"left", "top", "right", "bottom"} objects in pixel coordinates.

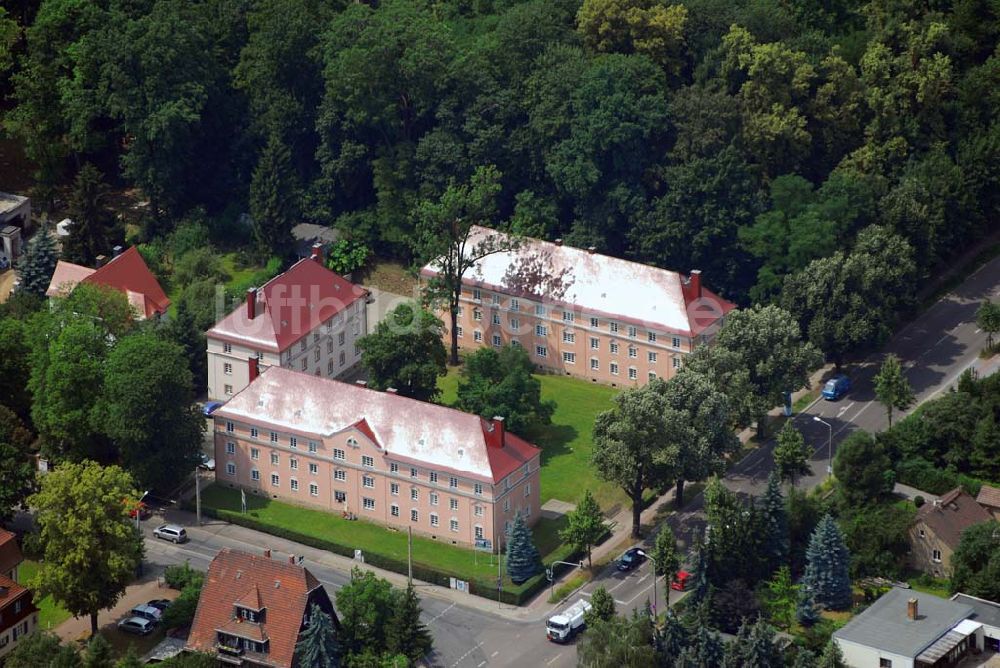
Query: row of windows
[{"left": 462, "top": 322, "right": 683, "bottom": 354}]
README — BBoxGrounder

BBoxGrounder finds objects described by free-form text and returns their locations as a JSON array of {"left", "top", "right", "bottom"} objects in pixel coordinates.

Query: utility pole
[
  {"left": 195, "top": 467, "right": 201, "bottom": 526},
  {"left": 407, "top": 526, "right": 413, "bottom": 585},
  {"left": 497, "top": 546, "right": 502, "bottom": 609}
]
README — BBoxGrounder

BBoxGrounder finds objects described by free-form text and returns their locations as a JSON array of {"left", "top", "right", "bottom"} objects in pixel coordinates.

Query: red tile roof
[
  {"left": 976, "top": 484, "right": 1000, "bottom": 510},
  {"left": 0, "top": 530, "right": 23, "bottom": 578},
  {"left": 916, "top": 487, "right": 992, "bottom": 550},
  {"left": 186, "top": 549, "right": 327, "bottom": 668},
  {"left": 207, "top": 257, "right": 368, "bottom": 352},
  {"left": 0, "top": 574, "right": 34, "bottom": 617},
  {"left": 45, "top": 247, "right": 169, "bottom": 318}
]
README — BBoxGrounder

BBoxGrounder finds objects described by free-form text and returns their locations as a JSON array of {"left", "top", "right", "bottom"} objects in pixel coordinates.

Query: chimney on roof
[
  {"left": 249, "top": 356, "right": 259, "bottom": 383},
  {"left": 95, "top": 254, "right": 107, "bottom": 268},
  {"left": 587, "top": 246, "right": 596, "bottom": 254},
  {"left": 386, "top": 387, "right": 398, "bottom": 394},
  {"left": 263, "top": 548, "right": 271, "bottom": 559},
  {"left": 311, "top": 242, "right": 323, "bottom": 264},
  {"left": 491, "top": 416, "right": 505, "bottom": 446},
  {"left": 689, "top": 270, "right": 702, "bottom": 299},
  {"left": 907, "top": 597, "right": 918, "bottom": 620},
  {"left": 288, "top": 554, "right": 296, "bottom": 565},
  {"left": 247, "top": 287, "right": 258, "bottom": 320},
  {"left": 355, "top": 380, "right": 367, "bottom": 388},
  {"left": 113, "top": 244, "right": 123, "bottom": 258},
  {"left": 554, "top": 239, "right": 562, "bottom": 246}
]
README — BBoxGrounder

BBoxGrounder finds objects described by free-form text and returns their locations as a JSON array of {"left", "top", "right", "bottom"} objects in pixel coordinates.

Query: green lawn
[
  {"left": 438, "top": 368, "right": 623, "bottom": 511},
  {"left": 200, "top": 485, "right": 572, "bottom": 591},
  {"left": 18, "top": 561, "right": 71, "bottom": 629}
]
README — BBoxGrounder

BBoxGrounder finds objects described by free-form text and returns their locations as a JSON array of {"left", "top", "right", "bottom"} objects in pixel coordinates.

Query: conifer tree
[
  {"left": 687, "top": 532, "right": 710, "bottom": 604},
  {"left": 760, "top": 471, "right": 789, "bottom": 573},
  {"left": 722, "top": 617, "right": 782, "bottom": 668},
  {"left": 505, "top": 511, "right": 542, "bottom": 583},
  {"left": 817, "top": 640, "right": 847, "bottom": 668},
  {"left": 386, "top": 584, "right": 433, "bottom": 664},
  {"left": 656, "top": 610, "right": 687, "bottom": 660},
  {"left": 796, "top": 588, "right": 821, "bottom": 626},
  {"left": 17, "top": 228, "right": 58, "bottom": 296},
  {"left": 250, "top": 133, "right": 298, "bottom": 260},
  {"left": 294, "top": 603, "right": 340, "bottom": 667},
  {"left": 801, "top": 514, "right": 853, "bottom": 611},
  {"left": 585, "top": 586, "right": 616, "bottom": 625},
  {"left": 166, "top": 299, "right": 208, "bottom": 395},
  {"left": 675, "top": 624, "right": 725, "bottom": 667},
  {"left": 64, "top": 163, "right": 114, "bottom": 266},
  {"left": 82, "top": 634, "right": 114, "bottom": 668}
]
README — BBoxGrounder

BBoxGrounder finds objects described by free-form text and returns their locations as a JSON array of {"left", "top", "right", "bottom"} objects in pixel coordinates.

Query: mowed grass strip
[
  {"left": 439, "top": 368, "right": 622, "bottom": 510},
  {"left": 18, "top": 560, "right": 72, "bottom": 629}
]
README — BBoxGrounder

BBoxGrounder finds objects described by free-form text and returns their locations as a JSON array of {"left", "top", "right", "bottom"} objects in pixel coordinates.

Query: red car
[
  {"left": 128, "top": 501, "right": 151, "bottom": 520},
  {"left": 670, "top": 570, "right": 690, "bottom": 591}
]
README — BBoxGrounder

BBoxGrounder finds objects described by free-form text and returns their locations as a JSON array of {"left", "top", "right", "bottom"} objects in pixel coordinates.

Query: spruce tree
[
  {"left": 674, "top": 624, "right": 725, "bottom": 667},
  {"left": 760, "top": 471, "right": 789, "bottom": 574},
  {"left": 294, "top": 603, "right": 340, "bottom": 667},
  {"left": 17, "top": 228, "right": 58, "bottom": 296},
  {"left": 722, "top": 617, "right": 782, "bottom": 668},
  {"left": 796, "top": 588, "right": 820, "bottom": 626},
  {"left": 505, "top": 511, "right": 542, "bottom": 583},
  {"left": 386, "top": 584, "right": 433, "bottom": 664},
  {"left": 656, "top": 610, "right": 687, "bottom": 660},
  {"left": 802, "top": 514, "right": 853, "bottom": 611},
  {"left": 250, "top": 133, "right": 298, "bottom": 260},
  {"left": 64, "top": 163, "right": 113, "bottom": 266},
  {"left": 687, "top": 533, "right": 710, "bottom": 605},
  {"left": 82, "top": 633, "right": 114, "bottom": 668},
  {"left": 585, "top": 586, "right": 616, "bottom": 625}
]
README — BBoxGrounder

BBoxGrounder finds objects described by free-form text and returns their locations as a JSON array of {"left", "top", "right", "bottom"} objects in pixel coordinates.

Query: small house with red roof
[
  {"left": 185, "top": 548, "right": 338, "bottom": 667},
  {"left": 0, "top": 530, "right": 37, "bottom": 661},
  {"left": 213, "top": 366, "right": 541, "bottom": 548},
  {"left": 45, "top": 245, "right": 169, "bottom": 320},
  {"left": 205, "top": 247, "right": 369, "bottom": 401},
  {"left": 420, "top": 226, "right": 736, "bottom": 387}
]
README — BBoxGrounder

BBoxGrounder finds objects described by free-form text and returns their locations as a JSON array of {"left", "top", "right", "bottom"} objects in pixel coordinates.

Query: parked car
[
  {"left": 130, "top": 604, "right": 162, "bottom": 623},
  {"left": 117, "top": 617, "right": 155, "bottom": 636},
  {"left": 670, "top": 570, "right": 691, "bottom": 591},
  {"left": 202, "top": 401, "right": 224, "bottom": 417},
  {"left": 198, "top": 452, "right": 215, "bottom": 471},
  {"left": 152, "top": 524, "right": 188, "bottom": 543},
  {"left": 147, "top": 599, "right": 171, "bottom": 614},
  {"left": 617, "top": 547, "right": 646, "bottom": 572},
  {"left": 822, "top": 374, "right": 851, "bottom": 401}
]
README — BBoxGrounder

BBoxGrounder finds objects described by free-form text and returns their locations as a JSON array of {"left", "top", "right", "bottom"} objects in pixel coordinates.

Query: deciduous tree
[
  {"left": 0, "top": 318, "right": 32, "bottom": 421},
  {"left": 559, "top": 489, "right": 608, "bottom": 568},
  {"left": 874, "top": 354, "right": 914, "bottom": 428},
  {"left": 585, "top": 586, "right": 616, "bottom": 625},
  {"left": 650, "top": 525, "right": 679, "bottom": 581},
  {"left": 357, "top": 302, "right": 447, "bottom": 402},
  {"left": 951, "top": 520, "right": 1000, "bottom": 601},
  {"left": 976, "top": 300, "right": 1000, "bottom": 349},
  {"left": 773, "top": 422, "right": 812, "bottom": 485},
  {"left": 833, "top": 431, "right": 894, "bottom": 506},
  {"left": 0, "top": 438, "right": 35, "bottom": 524},
  {"left": 457, "top": 345, "right": 554, "bottom": 434},
  {"left": 577, "top": 610, "right": 656, "bottom": 667},
  {"left": 336, "top": 568, "right": 397, "bottom": 658}
]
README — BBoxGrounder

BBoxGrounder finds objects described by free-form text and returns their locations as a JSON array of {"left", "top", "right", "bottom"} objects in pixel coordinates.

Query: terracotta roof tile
[
  {"left": 916, "top": 487, "right": 992, "bottom": 550},
  {"left": 45, "top": 247, "right": 169, "bottom": 318},
  {"left": 186, "top": 549, "right": 329, "bottom": 667},
  {"left": 976, "top": 484, "right": 1000, "bottom": 510},
  {"left": 0, "top": 574, "right": 32, "bottom": 614},
  {"left": 0, "top": 530, "right": 22, "bottom": 578}
]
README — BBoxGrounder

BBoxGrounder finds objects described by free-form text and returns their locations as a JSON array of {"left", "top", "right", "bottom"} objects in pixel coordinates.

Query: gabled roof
[
  {"left": 186, "top": 549, "right": 328, "bottom": 668},
  {"left": 0, "top": 574, "right": 34, "bottom": 616},
  {"left": 976, "top": 484, "right": 1000, "bottom": 510},
  {"left": 215, "top": 366, "right": 541, "bottom": 483},
  {"left": 915, "top": 487, "right": 992, "bottom": 550},
  {"left": 206, "top": 257, "right": 368, "bottom": 352},
  {"left": 45, "top": 247, "right": 169, "bottom": 319},
  {"left": 0, "top": 530, "right": 23, "bottom": 578},
  {"left": 420, "top": 226, "right": 735, "bottom": 336}
]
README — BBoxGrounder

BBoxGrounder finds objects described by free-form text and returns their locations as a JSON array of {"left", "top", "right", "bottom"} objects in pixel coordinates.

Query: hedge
[
  {"left": 895, "top": 457, "right": 985, "bottom": 497},
  {"left": 183, "top": 501, "right": 582, "bottom": 606}
]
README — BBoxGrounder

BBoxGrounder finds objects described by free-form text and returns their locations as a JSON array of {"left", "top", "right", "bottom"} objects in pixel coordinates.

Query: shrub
[
  {"left": 162, "top": 576, "right": 203, "bottom": 629},
  {"left": 164, "top": 562, "right": 201, "bottom": 590},
  {"left": 914, "top": 495, "right": 925, "bottom": 507},
  {"left": 325, "top": 239, "right": 371, "bottom": 275}
]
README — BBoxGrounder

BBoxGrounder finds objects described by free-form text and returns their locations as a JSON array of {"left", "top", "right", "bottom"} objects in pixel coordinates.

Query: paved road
[{"left": 163, "top": 254, "right": 999, "bottom": 667}]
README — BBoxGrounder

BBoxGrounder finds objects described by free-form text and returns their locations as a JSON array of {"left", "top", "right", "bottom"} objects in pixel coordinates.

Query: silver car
[
  {"left": 152, "top": 524, "right": 188, "bottom": 543},
  {"left": 117, "top": 616, "right": 154, "bottom": 635}
]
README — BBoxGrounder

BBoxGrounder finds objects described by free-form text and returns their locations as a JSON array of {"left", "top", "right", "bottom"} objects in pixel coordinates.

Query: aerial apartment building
[
  {"left": 213, "top": 366, "right": 541, "bottom": 549},
  {"left": 205, "top": 246, "right": 369, "bottom": 401},
  {"left": 420, "top": 226, "right": 736, "bottom": 386}
]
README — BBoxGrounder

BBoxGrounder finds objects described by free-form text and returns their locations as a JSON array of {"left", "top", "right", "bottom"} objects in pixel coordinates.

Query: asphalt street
[{"left": 159, "top": 253, "right": 1000, "bottom": 667}]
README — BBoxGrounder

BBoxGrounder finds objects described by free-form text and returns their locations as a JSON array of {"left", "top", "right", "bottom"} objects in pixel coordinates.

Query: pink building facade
[
  {"left": 421, "top": 227, "right": 736, "bottom": 387},
  {"left": 213, "top": 367, "right": 541, "bottom": 550}
]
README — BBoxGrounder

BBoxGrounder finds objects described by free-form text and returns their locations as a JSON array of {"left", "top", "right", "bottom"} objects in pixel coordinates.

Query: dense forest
[{"left": 1, "top": 0, "right": 998, "bottom": 358}]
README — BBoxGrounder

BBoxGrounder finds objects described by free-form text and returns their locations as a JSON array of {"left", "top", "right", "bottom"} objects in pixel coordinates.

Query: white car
[{"left": 198, "top": 453, "right": 215, "bottom": 471}]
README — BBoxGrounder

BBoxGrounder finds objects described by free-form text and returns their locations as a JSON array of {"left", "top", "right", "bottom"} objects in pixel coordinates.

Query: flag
[{"left": 241, "top": 489, "right": 247, "bottom": 514}]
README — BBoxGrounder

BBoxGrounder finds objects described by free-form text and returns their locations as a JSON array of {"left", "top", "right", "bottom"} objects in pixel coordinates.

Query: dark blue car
[
  {"left": 202, "top": 401, "right": 224, "bottom": 417},
  {"left": 822, "top": 375, "right": 851, "bottom": 401}
]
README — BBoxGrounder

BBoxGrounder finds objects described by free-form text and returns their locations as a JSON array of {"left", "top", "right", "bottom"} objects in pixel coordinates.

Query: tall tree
[
  {"left": 559, "top": 489, "right": 608, "bottom": 568},
  {"left": 650, "top": 525, "right": 679, "bottom": 582},
  {"left": 81, "top": 634, "right": 115, "bottom": 668},
  {"left": 576, "top": 0, "right": 689, "bottom": 78},
  {"left": 873, "top": 354, "right": 915, "bottom": 428},
  {"left": 675, "top": 624, "right": 725, "bottom": 667},
  {"left": 773, "top": 422, "right": 812, "bottom": 485},
  {"left": 760, "top": 471, "right": 789, "bottom": 573},
  {"left": 414, "top": 165, "right": 516, "bottom": 366},
  {"left": 585, "top": 586, "right": 617, "bottom": 625},
  {"left": 721, "top": 617, "right": 782, "bottom": 668},
  {"left": 63, "top": 164, "right": 114, "bottom": 266},
  {"left": 506, "top": 511, "right": 542, "bottom": 584},
  {"left": 976, "top": 300, "right": 1000, "bottom": 349},
  {"left": 592, "top": 383, "right": 675, "bottom": 537},
  {"left": 357, "top": 302, "right": 447, "bottom": 402},
  {"left": 763, "top": 566, "right": 796, "bottom": 630},
  {"left": 294, "top": 603, "right": 340, "bottom": 668},
  {"left": 833, "top": 431, "right": 894, "bottom": 506},
  {"left": 166, "top": 299, "right": 209, "bottom": 395},
  {"left": 950, "top": 520, "right": 1000, "bottom": 601},
  {"left": 0, "top": 438, "right": 36, "bottom": 524},
  {"left": 801, "top": 514, "right": 852, "bottom": 611},
  {"left": 0, "top": 318, "right": 33, "bottom": 421},
  {"left": 335, "top": 568, "right": 397, "bottom": 658},
  {"left": 457, "top": 345, "right": 554, "bottom": 434},
  {"left": 250, "top": 133, "right": 299, "bottom": 260},
  {"left": 28, "top": 460, "right": 144, "bottom": 635},
  {"left": 16, "top": 229, "right": 58, "bottom": 297},
  {"left": 704, "top": 478, "right": 767, "bottom": 585},
  {"left": 577, "top": 610, "right": 657, "bottom": 668},
  {"left": 96, "top": 332, "right": 204, "bottom": 492},
  {"left": 387, "top": 584, "right": 433, "bottom": 665}
]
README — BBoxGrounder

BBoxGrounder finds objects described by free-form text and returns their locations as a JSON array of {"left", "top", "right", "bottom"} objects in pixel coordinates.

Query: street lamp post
[
  {"left": 635, "top": 550, "right": 658, "bottom": 617},
  {"left": 135, "top": 490, "right": 150, "bottom": 532},
  {"left": 545, "top": 560, "right": 585, "bottom": 603},
  {"left": 813, "top": 417, "right": 833, "bottom": 478}
]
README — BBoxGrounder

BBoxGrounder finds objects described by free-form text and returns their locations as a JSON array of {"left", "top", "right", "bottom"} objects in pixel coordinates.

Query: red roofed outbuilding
[{"left": 45, "top": 246, "right": 169, "bottom": 320}]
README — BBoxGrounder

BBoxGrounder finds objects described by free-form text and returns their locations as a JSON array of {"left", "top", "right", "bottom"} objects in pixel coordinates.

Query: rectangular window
[
  {"left": 362, "top": 455, "right": 374, "bottom": 468},
  {"left": 391, "top": 504, "right": 400, "bottom": 517},
  {"left": 226, "top": 442, "right": 235, "bottom": 455},
  {"left": 411, "top": 489, "right": 419, "bottom": 501},
  {"left": 308, "top": 441, "right": 317, "bottom": 453},
  {"left": 270, "top": 431, "right": 278, "bottom": 443},
  {"left": 327, "top": 340, "right": 333, "bottom": 354},
  {"left": 339, "top": 351, "right": 346, "bottom": 367},
  {"left": 310, "top": 483, "right": 319, "bottom": 497},
  {"left": 450, "top": 519, "right": 459, "bottom": 532},
  {"left": 525, "top": 483, "right": 531, "bottom": 497},
  {"left": 313, "top": 332, "right": 319, "bottom": 344},
  {"left": 226, "top": 462, "right": 236, "bottom": 476},
  {"left": 510, "top": 318, "right": 519, "bottom": 331},
  {"left": 880, "top": 660, "right": 893, "bottom": 668},
  {"left": 492, "top": 293, "right": 501, "bottom": 305},
  {"left": 250, "top": 427, "right": 258, "bottom": 439},
  {"left": 628, "top": 346, "right": 637, "bottom": 359},
  {"left": 309, "top": 463, "right": 318, "bottom": 475},
  {"left": 328, "top": 360, "right": 334, "bottom": 375},
  {"left": 224, "top": 362, "right": 232, "bottom": 375},
  {"left": 628, "top": 326, "right": 637, "bottom": 338},
  {"left": 429, "top": 471, "right": 438, "bottom": 483},
  {"left": 590, "top": 337, "right": 599, "bottom": 349},
  {"left": 338, "top": 331, "right": 346, "bottom": 346},
  {"left": 456, "top": 326, "right": 463, "bottom": 338},
  {"left": 271, "top": 453, "right": 279, "bottom": 465},
  {"left": 313, "top": 348, "right": 320, "bottom": 362},
  {"left": 535, "top": 304, "right": 545, "bottom": 316},
  {"left": 672, "top": 357, "right": 681, "bottom": 369},
  {"left": 363, "top": 475, "right": 374, "bottom": 489},
  {"left": 411, "top": 467, "right": 418, "bottom": 478},
  {"left": 450, "top": 477, "right": 458, "bottom": 488},
  {"left": 334, "top": 449, "right": 345, "bottom": 461},
  {"left": 510, "top": 339, "right": 521, "bottom": 348},
  {"left": 648, "top": 332, "right": 657, "bottom": 343},
  {"left": 363, "top": 497, "right": 375, "bottom": 511},
  {"left": 226, "top": 421, "right": 234, "bottom": 433},
  {"left": 563, "top": 352, "right": 576, "bottom": 364},
  {"left": 503, "top": 499, "right": 510, "bottom": 512},
  {"left": 411, "top": 509, "right": 419, "bottom": 522},
  {"left": 563, "top": 311, "right": 574, "bottom": 322},
  {"left": 390, "top": 462, "right": 399, "bottom": 473},
  {"left": 450, "top": 498, "right": 459, "bottom": 510},
  {"left": 609, "top": 322, "right": 619, "bottom": 333},
  {"left": 474, "top": 330, "right": 483, "bottom": 343},
  {"left": 510, "top": 298, "right": 519, "bottom": 311},
  {"left": 300, "top": 340, "right": 307, "bottom": 352},
  {"left": 590, "top": 358, "right": 599, "bottom": 370},
  {"left": 932, "top": 549, "right": 942, "bottom": 563},
  {"left": 335, "top": 491, "right": 347, "bottom": 503},
  {"left": 475, "top": 526, "right": 484, "bottom": 539},
  {"left": 610, "top": 341, "right": 619, "bottom": 354},
  {"left": 290, "top": 479, "right": 299, "bottom": 491},
  {"left": 301, "top": 359, "right": 307, "bottom": 371},
  {"left": 225, "top": 384, "right": 233, "bottom": 395},
  {"left": 649, "top": 371, "right": 657, "bottom": 381},
  {"left": 271, "top": 474, "right": 280, "bottom": 487},
  {"left": 590, "top": 317, "right": 599, "bottom": 328},
  {"left": 391, "top": 483, "right": 399, "bottom": 496},
  {"left": 648, "top": 352, "right": 657, "bottom": 363},
  {"left": 473, "top": 310, "right": 482, "bottom": 321},
  {"left": 610, "top": 362, "right": 619, "bottom": 375},
  {"left": 475, "top": 505, "right": 484, "bottom": 517},
  {"left": 536, "top": 345, "right": 547, "bottom": 358},
  {"left": 290, "top": 458, "right": 298, "bottom": 470},
  {"left": 492, "top": 312, "right": 501, "bottom": 325},
  {"left": 250, "top": 448, "right": 259, "bottom": 460},
  {"left": 223, "top": 342, "right": 232, "bottom": 354},
  {"left": 289, "top": 437, "right": 297, "bottom": 449},
  {"left": 672, "top": 337, "right": 681, "bottom": 349},
  {"left": 335, "top": 469, "right": 346, "bottom": 482},
  {"left": 629, "top": 367, "right": 638, "bottom": 380},
  {"left": 430, "top": 513, "right": 439, "bottom": 527},
  {"left": 492, "top": 334, "right": 502, "bottom": 347},
  {"left": 251, "top": 469, "right": 260, "bottom": 481},
  {"left": 535, "top": 324, "right": 547, "bottom": 336},
  {"left": 562, "top": 331, "right": 575, "bottom": 344},
  {"left": 474, "top": 483, "right": 483, "bottom": 496}
]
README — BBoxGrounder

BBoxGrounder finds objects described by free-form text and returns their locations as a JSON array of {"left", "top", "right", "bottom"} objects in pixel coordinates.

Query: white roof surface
[
  {"left": 216, "top": 366, "right": 500, "bottom": 480},
  {"left": 421, "top": 226, "right": 728, "bottom": 335}
]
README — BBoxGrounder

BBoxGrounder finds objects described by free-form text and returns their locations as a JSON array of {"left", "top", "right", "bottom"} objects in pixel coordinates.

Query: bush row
[{"left": 895, "top": 457, "right": 985, "bottom": 497}]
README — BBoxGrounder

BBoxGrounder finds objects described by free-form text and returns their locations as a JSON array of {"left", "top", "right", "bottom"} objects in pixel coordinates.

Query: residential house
[
  {"left": 909, "top": 487, "right": 992, "bottom": 577},
  {"left": 185, "top": 548, "right": 338, "bottom": 667},
  {"left": 950, "top": 593, "right": 1000, "bottom": 652},
  {"left": 0, "top": 531, "right": 37, "bottom": 661},
  {"left": 213, "top": 366, "right": 541, "bottom": 549},
  {"left": 975, "top": 484, "right": 1000, "bottom": 521},
  {"left": 420, "top": 226, "right": 736, "bottom": 387},
  {"left": 205, "top": 247, "right": 369, "bottom": 401},
  {"left": 834, "top": 588, "right": 1000, "bottom": 668},
  {"left": 45, "top": 245, "right": 170, "bottom": 320}
]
